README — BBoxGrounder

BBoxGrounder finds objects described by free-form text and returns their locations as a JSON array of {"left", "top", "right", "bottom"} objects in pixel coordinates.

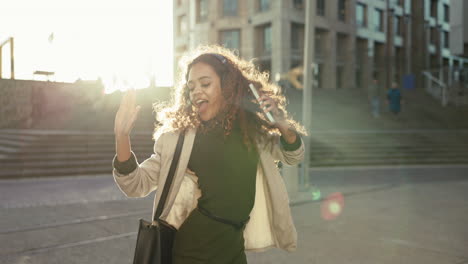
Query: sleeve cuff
[
  {"left": 113, "top": 152, "right": 138, "bottom": 175},
  {"left": 280, "top": 132, "right": 302, "bottom": 151}
]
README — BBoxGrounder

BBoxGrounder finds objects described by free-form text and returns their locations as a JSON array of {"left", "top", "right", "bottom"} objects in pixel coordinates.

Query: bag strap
[{"left": 153, "top": 130, "right": 185, "bottom": 221}]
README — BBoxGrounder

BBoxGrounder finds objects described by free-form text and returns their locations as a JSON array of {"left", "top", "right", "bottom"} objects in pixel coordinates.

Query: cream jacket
[{"left": 113, "top": 127, "right": 304, "bottom": 252}]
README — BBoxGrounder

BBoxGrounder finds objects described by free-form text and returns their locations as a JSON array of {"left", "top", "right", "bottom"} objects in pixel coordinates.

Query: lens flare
[
  {"left": 311, "top": 188, "right": 322, "bottom": 201},
  {"left": 321, "top": 192, "right": 344, "bottom": 220}
]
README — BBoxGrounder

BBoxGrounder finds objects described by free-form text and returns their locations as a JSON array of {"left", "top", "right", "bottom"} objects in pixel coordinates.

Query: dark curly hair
[{"left": 153, "top": 45, "right": 306, "bottom": 150}]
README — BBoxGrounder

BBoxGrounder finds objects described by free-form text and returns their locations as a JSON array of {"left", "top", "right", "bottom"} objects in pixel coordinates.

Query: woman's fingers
[
  {"left": 129, "top": 105, "right": 141, "bottom": 128},
  {"left": 115, "top": 89, "right": 140, "bottom": 136}
]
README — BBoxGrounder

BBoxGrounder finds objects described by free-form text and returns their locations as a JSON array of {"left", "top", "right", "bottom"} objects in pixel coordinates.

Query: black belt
[{"left": 197, "top": 206, "right": 250, "bottom": 230}]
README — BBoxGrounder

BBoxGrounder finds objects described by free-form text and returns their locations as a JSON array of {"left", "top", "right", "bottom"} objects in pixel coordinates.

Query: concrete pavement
[{"left": 1, "top": 166, "right": 467, "bottom": 264}]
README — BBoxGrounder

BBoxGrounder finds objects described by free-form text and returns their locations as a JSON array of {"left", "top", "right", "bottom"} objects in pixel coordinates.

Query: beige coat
[{"left": 113, "top": 127, "right": 304, "bottom": 252}]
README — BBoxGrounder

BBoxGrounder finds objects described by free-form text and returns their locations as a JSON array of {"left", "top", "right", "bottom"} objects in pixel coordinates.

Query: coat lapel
[{"left": 160, "top": 128, "right": 196, "bottom": 219}]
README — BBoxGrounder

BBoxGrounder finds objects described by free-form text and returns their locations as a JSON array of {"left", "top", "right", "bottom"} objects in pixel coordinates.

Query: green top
[{"left": 188, "top": 121, "right": 259, "bottom": 223}]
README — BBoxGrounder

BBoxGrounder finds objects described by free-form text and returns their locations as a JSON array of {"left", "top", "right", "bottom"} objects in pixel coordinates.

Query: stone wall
[
  {"left": 0, "top": 78, "right": 172, "bottom": 130},
  {"left": 0, "top": 79, "right": 102, "bottom": 129}
]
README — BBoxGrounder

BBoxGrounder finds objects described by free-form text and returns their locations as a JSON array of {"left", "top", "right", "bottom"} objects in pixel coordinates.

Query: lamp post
[
  {"left": 0, "top": 37, "right": 15, "bottom": 80},
  {"left": 386, "top": 0, "right": 394, "bottom": 90},
  {"left": 301, "top": 0, "right": 316, "bottom": 189},
  {"left": 404, "top": 14, "right": 412, "bottom": 75}
]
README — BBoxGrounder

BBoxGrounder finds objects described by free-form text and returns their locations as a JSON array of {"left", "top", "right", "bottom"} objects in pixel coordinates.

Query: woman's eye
[{"left": 201, "top": 83, "right": 210, "bottom": 87}]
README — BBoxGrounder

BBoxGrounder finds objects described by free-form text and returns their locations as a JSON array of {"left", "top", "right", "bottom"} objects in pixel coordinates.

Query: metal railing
[{"left": 422, "top": 67, "right": 468, "bottom": 106}]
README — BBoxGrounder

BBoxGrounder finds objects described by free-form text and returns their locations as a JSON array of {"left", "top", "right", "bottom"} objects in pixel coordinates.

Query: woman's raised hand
[{"left": 114, "top": 89, "right": 141, "bottom": 138}]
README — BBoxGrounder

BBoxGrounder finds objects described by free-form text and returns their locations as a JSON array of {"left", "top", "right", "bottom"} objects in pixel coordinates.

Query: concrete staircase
[
  {"left": 0, "top": 130, "right": 153, "bottom": 178},
  {"left": 310, "top": 130, "right": 468, "bottom": 166},
  {"left": 0, "top": 129, "right": 467, "bottom": 178}
]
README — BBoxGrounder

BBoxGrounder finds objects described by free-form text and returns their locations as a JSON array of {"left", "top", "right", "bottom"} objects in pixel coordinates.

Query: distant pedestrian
[
  {"left": 368, "top": 74, "right": 381, "bottom": 118},
  {"left": 387, "top": 81, "right": 403, "bottom": 115},
  {"left": 112, "top": 45, "right": 306, "bottom": 263}
]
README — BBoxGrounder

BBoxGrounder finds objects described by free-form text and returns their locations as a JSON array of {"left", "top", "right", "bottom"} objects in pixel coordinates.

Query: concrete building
[{"left": 173, "top": 0, "right": 468, "bottom": 90}]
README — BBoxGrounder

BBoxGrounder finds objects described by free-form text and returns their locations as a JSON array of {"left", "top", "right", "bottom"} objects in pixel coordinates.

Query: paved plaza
[{"left": 1, "top": 166, "right": 467, "bottom": 264}]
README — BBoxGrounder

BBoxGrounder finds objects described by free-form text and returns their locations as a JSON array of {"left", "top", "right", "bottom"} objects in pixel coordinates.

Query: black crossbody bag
[{"left": 133, "top": 131, "right": 185, "bottom": 264}]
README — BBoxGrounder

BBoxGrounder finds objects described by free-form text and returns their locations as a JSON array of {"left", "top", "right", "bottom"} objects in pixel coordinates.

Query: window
[
  {"left": 338, "top": 0, "right": 346, "bottom": 21},
  {"left": 430, "top": 0, "right": 437, "bottom": 18},
  {"left": 291, "top": 23, "right": 305, "bottom": 55},
  {"left": 219, "top": 29, "right": 240, "bottom": 51},
  {"left": 223, "top": 0, "right": 238, "bottom": 16},
  {"left": 394, "top": 16, "right": 402, "bottom": 36},
  {"left": 256, "top": 24, "right": 272, "bottom": 56},
  {"left": 263, "top": 25, "right": 272, "bottom": 54},
  {"left": 315, "top": 29, "right": 327, "bottom": 58},
  {"left": 317, "top": 0, "right": 325, "bottom": 16},
  {"left": 177, "top": 15, "right": 187, "bottom": 36},
  {"left": 293, "top": 0, "right": 304, "bottom": 10},
  {"left": 356, "top": 3, "right": 367, "bottom": 27},
  {"left": 258, "top": 0, "right": 270, "bottom": 12},
  {"left": 444, "top": 4, "right": 449, "bottom": 22},
  {"left": 374, "top": 9, "right": 384, "bottom": 32},
  {"left": 197, "top": 0, "right": 208, "bottom": 22},
  {"left": 443, "top": 31, "right": 449, "bottom": 48},
  {"left": 336, "top": 33, "right": 348, "bottom": 61}
]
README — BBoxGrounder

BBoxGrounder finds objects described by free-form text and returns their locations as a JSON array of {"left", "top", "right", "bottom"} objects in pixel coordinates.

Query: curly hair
[{"left": 153, "top": 45, "right": 306, "bottom": 150}]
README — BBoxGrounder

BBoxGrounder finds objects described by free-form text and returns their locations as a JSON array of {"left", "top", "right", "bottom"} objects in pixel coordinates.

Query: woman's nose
[{"left": 192, "top": 85, "right": 202, "bottom": 95}]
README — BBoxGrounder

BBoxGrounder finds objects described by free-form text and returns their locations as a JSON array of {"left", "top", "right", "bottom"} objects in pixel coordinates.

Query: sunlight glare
[{"left": 0, "top": 0, "right": 173, "bottom": 92}]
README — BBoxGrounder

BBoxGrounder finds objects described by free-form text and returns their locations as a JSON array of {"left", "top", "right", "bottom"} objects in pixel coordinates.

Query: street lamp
[
  {"left": 386, "top": 0, "right": 394, "bottom": 89},
  {"left": 0, "top": 37, "right": 15, "bottom": 80}
]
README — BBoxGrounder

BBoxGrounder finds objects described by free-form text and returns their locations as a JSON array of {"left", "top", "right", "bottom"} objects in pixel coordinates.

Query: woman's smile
[{"left": 187, "top": 62, "right": 225, "bottom": 121}]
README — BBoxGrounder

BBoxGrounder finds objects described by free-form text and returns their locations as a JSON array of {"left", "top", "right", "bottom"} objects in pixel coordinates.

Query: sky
[{"left": 0, "top": 0, "right": 173, "bottom": 93}]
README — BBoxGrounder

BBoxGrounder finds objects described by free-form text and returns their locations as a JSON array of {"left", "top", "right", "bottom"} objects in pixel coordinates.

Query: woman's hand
[
  {"left": 114, "top": 89, "right": 141, "bottom": 138},
  {"left": 259, "top": 95, "right": 297, "bottom": 144},
  {"left": 259, "top": 95, "right": 286, "bottom": 125},
  {"left": 114, "top": 89, "right": 141, "bottom": 162}
]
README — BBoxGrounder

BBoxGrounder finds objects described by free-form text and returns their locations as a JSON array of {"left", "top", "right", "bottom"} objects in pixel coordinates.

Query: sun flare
[{"left": 0, "top": 0, "right": 173, "bottom": 93}]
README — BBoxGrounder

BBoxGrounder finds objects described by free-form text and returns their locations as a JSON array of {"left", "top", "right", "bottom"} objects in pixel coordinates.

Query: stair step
[{"left": 0, "top": 166, "right": 113, "bottom": 179}]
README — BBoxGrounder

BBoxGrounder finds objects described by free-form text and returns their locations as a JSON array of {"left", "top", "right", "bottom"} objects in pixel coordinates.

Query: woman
[{"left": 113, "top": 45, "right": 306, "bottom": 264}]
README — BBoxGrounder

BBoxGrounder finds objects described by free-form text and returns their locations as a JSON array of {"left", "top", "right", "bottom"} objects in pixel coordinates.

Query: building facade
[{"left": 173, "top": 0, "right": 468, "bottom": 90}]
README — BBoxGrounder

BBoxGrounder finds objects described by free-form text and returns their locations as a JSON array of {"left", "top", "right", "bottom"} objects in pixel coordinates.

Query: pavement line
[
  {"left": 309, "top": 164, "right": 468, "bottom": 171},
  {"left": 380, "top": 237, "right": 464, "bottom": 257},
  {"left": 1, "top": 232, "right": 137, "bottom": 259},
  {"left": 0, "top": 210, "right": 148, "bottom": 235}
]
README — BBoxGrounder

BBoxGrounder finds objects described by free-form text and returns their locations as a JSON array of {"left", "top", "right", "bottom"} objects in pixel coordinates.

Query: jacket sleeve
[
  {"left": 112, "top": 133, "right": 164, "bottom": 198},
  {"left": 270, "top": 133, "right": 305, "bottom": 166}
]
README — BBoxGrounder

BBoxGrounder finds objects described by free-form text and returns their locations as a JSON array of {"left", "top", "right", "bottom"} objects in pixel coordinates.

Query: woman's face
[{"left": 187, "top": 62, "right": 225, "bottom": 121}]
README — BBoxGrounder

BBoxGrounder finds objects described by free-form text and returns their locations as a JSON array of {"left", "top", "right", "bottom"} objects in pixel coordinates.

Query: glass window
[
  {"left": 223, "top": 0, "right": 238, "bottom": 16},
  {"left": 263, "top": 25, "right": 272, "bottom": 53},
  {"left": 444, "top": 4, "right": 449, "bottom": 22},
  {"left": 317, "top": 0, "right": 325, "bottom": 16},
  {"left": 220, "top": 29, "right": 240, "bottom": 51},
  {"left": 374, "top": 9, "right": 383, "bottom": 32},
  {"left": 197, "top": 0, "right": 208, "bottom": 22},
  {"left": 315, "top": 29, "right": 327, "bottom": 57},
  {"left": 430, "top": 0, "right": 437, "bottom": 18},
  {"left": 394, "top": 16, "right": 402, "bottom": 36},
  {"left": 259, "top": 0, "right": 270, "bottom": 12},
  {"left": 291, "top": 23, "right": 305, "bottom": 54},
  {"left": 338, "top": 0, "right": 346, "bottom": 21},
  {"left": 356, "top": 3, "right": 367, "bottom": 27},
  {"left": 293, "top": 0, "right": 304, "bottom": 10},
  {"left": 443, "top": 31, "right": 449, "bottom": 48}
]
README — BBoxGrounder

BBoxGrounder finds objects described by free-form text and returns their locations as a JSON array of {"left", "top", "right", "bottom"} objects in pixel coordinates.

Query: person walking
[
  {"left": 368, "top": 74, "right": 381, "bottom": 118},
  {"left": 112, "top": 45, "right": 306, "bottom": 264},
  {"left": 386, "top": 81, "right": 403, "bottom": 115}
]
